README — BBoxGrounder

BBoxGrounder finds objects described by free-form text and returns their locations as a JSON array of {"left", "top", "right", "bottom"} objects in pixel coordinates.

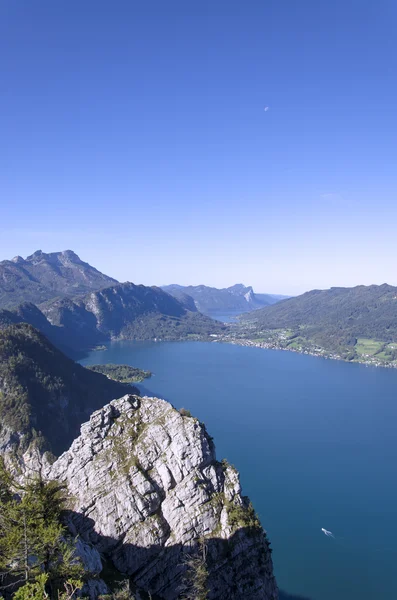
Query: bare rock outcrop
[{"left": 47, "top": 394, "right": 278, "bottom": 600}]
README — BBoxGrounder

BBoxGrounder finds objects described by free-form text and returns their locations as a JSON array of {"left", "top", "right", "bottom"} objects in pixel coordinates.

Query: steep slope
[
  {"left": 0, "top": 249, "right": 117, "bottom": 309},
  {"left": 40, "top": 282, "right": 224, "bottom": 349},
  {"left": 162, "top": 283, "right": 281, "bottom": 316},
  {"left": 0, "top": 284, "right": 224, "bottom": 356},
  {"left": 243, "top": 283, "right": 397, "bottom": 353},
  {"left": 47, "top": 394, "right": 278, "bottom": 600},
  {"left": 0, "top": 302, "right": 84, "bottom": 357},
  {"left": 0, "top": 323, "right": 130, "bottom": 458}
]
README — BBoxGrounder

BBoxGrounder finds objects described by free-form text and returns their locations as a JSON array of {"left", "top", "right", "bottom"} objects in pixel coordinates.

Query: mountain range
[
  {"left": 5, "top": 248, "right": 396, "bottom": 365},
  {"left": 0, "top": 251, "right": 226, "bottom": 354},
  {"left": 0, "top": 284, "right": 224, "bottom": 356},
  {"left": 2, "top": 246, "right": 396, "bottom": 597},
  {"left": 162, "top": 283, "right": 286, "bottom": 316}
]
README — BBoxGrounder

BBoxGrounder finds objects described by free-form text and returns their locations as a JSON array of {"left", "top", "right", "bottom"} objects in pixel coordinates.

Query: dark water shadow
[{"left": 279, "top": 591, "right": 314, "bottom": 600}]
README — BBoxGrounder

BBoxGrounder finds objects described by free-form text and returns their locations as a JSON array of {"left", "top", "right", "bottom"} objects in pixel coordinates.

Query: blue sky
[{"left": 1, "top": 0, "right": 396, "bottom": 295}]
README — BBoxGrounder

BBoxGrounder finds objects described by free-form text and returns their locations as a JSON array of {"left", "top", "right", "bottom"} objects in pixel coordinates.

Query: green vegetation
[
  {"left": 14, "top": 575, "right": 83, "bottom": 600},
  {"left": 111, "top": 309, "right": 225, "bottom": 342},
  {"left": 87, "top": 363, "right": 151, "bottom": 383},
  {"left": 181, "top": 539, "right": 209, "bottom": 600},
  {"left": 0, "top": 283, "right": 226, "bottom": 356},
  {"left": 0, "top": 460, "right": 84, "bottom": 598},
  {"left": 0, "top": 461, "right": 137, "bottom": 599},
  {"left": 98, "top": 580, "right": 136, "bottom": 599},
  {"left": 226, "top": 499, "right": 261, "bottom": 531},
  {"left": 237, "top": 284, "right": 397, "bottom": 366},
  {"left": 0, "top": 324, "right": 129, "bottom": 456},
  {"left": 179, "top": 407, "right": 192, "bottom": 417},
  {"left": 355, "top": 338, "right": 384, "bottom": 356}
]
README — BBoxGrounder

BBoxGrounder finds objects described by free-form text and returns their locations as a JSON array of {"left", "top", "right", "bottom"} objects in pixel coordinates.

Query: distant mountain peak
[
  {"left": 11, "top": 255, "right": 24, "bottom": 264},
  {"left": 0, "top": 249, "right": 118, "bottom": 310},
  {"left": 26, "top": 249, "right": 44, "bottom": 260},
  {"left": 162, "top": 283, "right": 283, "bottom": 315},
  {"left": 227, "top": 283, "right": 254, "bottom": 295},
  {"left": 227, "top": 283, "right": 248, "bottom": 290},
  {"left": 26, "top": 249, "right": 82, "bottom": 264},
  {"left": 60, "top": 249, "right": 81, "bottom": 261}
]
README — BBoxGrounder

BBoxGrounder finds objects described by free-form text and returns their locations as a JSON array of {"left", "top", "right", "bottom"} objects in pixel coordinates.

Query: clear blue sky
[{"left": 1, "top": 0, "right": 396, "bottom": 295}]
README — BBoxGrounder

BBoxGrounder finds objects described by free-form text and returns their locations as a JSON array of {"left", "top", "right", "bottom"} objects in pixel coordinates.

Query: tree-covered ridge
[
  {"left": 0, "top": 324, "right": 130, "bottom": 456},
  {"left": 87, "top": 364, "right": 151, "bottom": 383},
  {"left": 241, "top": 283, "right": 397, "bottom": 360},
  {"left": 0, "top": 250, "right": 117, "bottom": 310}
]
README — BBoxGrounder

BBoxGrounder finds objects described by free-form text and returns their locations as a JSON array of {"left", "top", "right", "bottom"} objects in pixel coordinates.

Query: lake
[
  {"left": 80, "top": 341, "right": 397, "bottom": 600},
  {"left": 206, "top": 310, "right": 241, "bottom": 323}
]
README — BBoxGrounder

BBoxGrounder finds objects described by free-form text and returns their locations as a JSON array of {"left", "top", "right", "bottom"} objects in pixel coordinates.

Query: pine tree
[
  {"left": 0, "top": 461, "right": 83, "bottom": 597},
  {"left": 181, "top": 539, "right": 209, "bottom": 600}
]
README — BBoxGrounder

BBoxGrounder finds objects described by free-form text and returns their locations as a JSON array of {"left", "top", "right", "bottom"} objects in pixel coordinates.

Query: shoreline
[
  {"left": 216, "top": 336, "right": 397, "bottom": 370},
  {"left": 82, "top": 334, "right": 397, "bottom": 371}
]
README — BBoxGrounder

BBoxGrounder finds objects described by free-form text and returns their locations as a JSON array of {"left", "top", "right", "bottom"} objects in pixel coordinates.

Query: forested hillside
[
  {"left": 242, "top": 284, "right": 397, "bottom": 358},
  {"left": 0, "top": 324, "right": 129, "bottom": 456}
]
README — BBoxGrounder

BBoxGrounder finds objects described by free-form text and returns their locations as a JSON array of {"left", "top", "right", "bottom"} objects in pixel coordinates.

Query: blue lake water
[
  {"left": 206, "top": 310, "right": 241, "bottom": 323},
  {"left": 80, "top": 341, "right": 397, "bottom": 600}
]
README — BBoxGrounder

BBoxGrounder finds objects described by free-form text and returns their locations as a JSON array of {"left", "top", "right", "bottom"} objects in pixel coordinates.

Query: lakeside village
[{"left": 212, "top": 326, "right": 397, "bottom": 370}]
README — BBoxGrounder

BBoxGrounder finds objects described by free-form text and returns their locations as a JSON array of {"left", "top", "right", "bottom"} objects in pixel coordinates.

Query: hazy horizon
[
  {"left": 2, "top": 246, "right": 397, "bottom": 297},
  {"left": 2, "top": 1, "right": 396, "bottom": 296}
]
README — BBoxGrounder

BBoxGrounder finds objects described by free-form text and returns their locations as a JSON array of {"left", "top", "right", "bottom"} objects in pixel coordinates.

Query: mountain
[
  {"left": 242, "top": 283, "right": 397, "bottom": 357},
  {"left": 0, "top": 327, "right": 278, "bottom": 598},
  {"left": 0, "top": 323, "right": 278, "bottom": 599},
  {"left": 162, "top": 283, "right": 283, "bottom": 316},
  {"left": 45, "top": 394, "right": 278, "bottom": 600},
  {"left": 40, "top": 282, "right": 224, "bottom": 346},
  {"left": 0, "top": 323, "right": 130, "bottom": 458},
  {"left": 0, "top": 302, "right": 85, "bottom": 356},
  {"left": 0, "top": 283, "right": 225, "bottom": 355},
  {"left": 0, "top": 249, "right": 117, "bottom": 309}
]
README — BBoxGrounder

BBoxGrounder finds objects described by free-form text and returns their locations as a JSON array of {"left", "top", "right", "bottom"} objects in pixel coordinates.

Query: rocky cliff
[{"left": 46, "top": 394, "right": 278, "bottom": 600}]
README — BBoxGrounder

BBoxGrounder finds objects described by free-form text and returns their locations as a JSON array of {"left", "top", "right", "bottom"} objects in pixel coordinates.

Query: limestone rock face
[{"left": 47, "top": 394, "right": 278, "bottom": 600}]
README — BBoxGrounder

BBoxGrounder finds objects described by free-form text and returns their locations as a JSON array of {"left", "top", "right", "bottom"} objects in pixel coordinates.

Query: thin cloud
[{"left": 264, "top": 106, "right": 269, "bottom": 112}]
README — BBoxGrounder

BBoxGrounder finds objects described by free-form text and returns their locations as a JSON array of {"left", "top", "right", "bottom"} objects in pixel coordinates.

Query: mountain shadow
[{"left": 66, "top": 510, "right": 278, "bottom": 600}]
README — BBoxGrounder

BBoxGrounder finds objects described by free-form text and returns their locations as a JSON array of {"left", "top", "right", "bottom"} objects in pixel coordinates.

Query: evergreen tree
[
  {"left": 0, "top": 461, "right": 83, "bottom": 597},
  {"left": 181, "top": 539, "right": 209, "bottom": 600}
]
